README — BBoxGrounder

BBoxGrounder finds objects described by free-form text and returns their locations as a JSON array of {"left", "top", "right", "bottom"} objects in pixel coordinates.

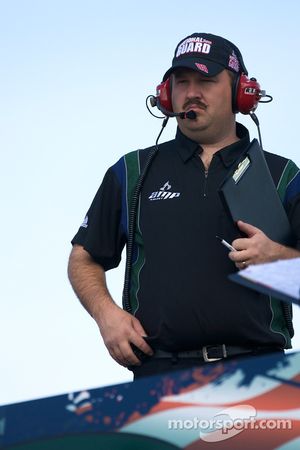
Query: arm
[
  {"left": 67, "top": 244, "right": 153, "bottom": 367},
  {"left": 229, "top": 220, "right": 300, "bottom": 269}
]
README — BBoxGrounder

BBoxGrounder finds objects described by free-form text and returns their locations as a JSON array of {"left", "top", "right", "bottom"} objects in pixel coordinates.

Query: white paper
[{"left": 238, "top": 257, "right": 300, "bottom": 299}]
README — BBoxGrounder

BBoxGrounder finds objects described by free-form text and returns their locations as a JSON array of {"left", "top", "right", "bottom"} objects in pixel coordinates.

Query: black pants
[{"left": 130, "top": 349, "right": 284, "bottom": 380}]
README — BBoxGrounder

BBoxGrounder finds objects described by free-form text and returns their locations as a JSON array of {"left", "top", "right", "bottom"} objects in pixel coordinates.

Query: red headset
[
  {"left": 233, "top": 74, "right": 263, "bottom": 114},
  {"left": 152, "top": 73, "right": 264, "bottom": 116}
]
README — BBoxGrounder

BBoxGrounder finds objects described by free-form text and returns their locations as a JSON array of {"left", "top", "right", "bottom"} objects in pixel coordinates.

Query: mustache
[{"left": 183, "top": 98, "right": 207, "bottom": 110}]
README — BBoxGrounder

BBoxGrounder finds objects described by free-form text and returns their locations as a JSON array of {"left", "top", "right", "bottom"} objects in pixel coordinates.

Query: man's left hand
[{"left": 228, "top": 220, "right": 283, "bottom": 270}]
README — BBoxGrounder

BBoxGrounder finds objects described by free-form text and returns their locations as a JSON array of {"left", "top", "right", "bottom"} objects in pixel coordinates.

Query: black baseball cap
[{"left": 163, "top": 32, "right": 248, "bottom": 81}]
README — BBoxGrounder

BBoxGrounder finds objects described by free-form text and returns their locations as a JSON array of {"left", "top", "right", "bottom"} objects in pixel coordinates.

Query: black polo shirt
[{"left": 72, "top": 123, "right": 300, "bottom": 351}]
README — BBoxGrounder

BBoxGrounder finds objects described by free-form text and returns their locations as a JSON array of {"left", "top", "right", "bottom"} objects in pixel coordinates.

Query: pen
[{"left": 216, "top": 235, "right": 236, "bottom": 252}]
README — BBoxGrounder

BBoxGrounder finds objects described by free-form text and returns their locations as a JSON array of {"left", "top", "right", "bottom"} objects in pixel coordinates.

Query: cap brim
[{"left": 163, "top": 58, "right": 224, "bottom": 81}]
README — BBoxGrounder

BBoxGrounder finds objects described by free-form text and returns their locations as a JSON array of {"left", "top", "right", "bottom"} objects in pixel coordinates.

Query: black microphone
[
  {"left": 178, "top": 110, "right": 197, "bottom": 120},
  {"left": 149, "top": 96, "right": 197, "bottom": 119},
  {"left": 156, "top": 102, "right": 197, "bottom": 120}
]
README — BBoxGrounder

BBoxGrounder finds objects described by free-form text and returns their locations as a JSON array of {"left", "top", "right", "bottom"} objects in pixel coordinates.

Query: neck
[
  {"left": 199, "top": 135, "right": 239, "bottom": 171},
  {"left": 197, "top": 127, "right": 239, "bottom": 171},
  {"left": 200, "top": 131, "right": 240, "bottom": 155},
  {"left": 179, "top": 118, "right": 239, "bottom": 169}
]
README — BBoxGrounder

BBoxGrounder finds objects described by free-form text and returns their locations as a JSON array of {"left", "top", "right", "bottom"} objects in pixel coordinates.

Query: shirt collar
[{"left": 175, "top": 123, "right": 250, "bottom": 166}]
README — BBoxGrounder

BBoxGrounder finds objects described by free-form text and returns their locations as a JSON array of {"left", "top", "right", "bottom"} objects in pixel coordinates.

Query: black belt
[{"left": 153, "top": 345, "right": 282, "bottom": 363}]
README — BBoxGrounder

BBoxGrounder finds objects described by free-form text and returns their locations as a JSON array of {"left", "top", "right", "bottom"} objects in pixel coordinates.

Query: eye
[
  {"left": 176, "top": 78, "right": 188, "bottom": 84},
  {"left": 202, "top": 77, "right": 216, "bottom": 83}
]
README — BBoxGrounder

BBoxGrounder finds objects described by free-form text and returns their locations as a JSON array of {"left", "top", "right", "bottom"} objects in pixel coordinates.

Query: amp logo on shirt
[{"left": 148, "top": 181, "right": 181, "bottom": 201}]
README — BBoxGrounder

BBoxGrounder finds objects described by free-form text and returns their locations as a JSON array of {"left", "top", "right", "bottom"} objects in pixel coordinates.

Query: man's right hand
[
  {"left": 95, "top": 300, "right": 154, "bottom": 367},
  {"left": 68, "top": 245, "right": 153, "bottom": 367}
]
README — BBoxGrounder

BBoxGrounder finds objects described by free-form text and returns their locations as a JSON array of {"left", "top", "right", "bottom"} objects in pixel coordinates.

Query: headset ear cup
[
  {"left": 156, "top": 78, "right": 173, "bottom": 113},
  {"left": 235, "top": 74, "right": 261, "bottom": 115}
]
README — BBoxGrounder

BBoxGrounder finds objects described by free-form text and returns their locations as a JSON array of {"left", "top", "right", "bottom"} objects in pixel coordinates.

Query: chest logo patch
[{"left": 148, "top": 181, "right": 181, "bottom": 201}]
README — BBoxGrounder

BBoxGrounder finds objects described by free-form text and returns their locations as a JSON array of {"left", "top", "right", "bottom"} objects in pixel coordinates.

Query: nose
[{"left": 186, "top": 80, "right": 203, "bottom": 100}]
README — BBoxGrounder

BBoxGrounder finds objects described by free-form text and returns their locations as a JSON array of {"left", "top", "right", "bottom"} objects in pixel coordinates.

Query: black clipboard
[{"left": 218, "top": 139, "right": 292, "bottom": 245}]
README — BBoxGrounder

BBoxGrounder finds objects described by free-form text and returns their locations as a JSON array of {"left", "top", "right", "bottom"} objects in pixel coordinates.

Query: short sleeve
[{"left": 71, "top": 167, "right": 126, "bottom": 270}]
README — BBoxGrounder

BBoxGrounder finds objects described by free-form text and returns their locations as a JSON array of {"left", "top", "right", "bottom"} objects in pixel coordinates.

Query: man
[{"left": 68, "top": 33, "right": 300, "bottom": 379}]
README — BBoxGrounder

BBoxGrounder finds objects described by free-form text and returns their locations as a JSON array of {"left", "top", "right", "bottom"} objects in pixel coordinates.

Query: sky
[{"left": 1, "top": 0, "right": 300, "bottom": 405}]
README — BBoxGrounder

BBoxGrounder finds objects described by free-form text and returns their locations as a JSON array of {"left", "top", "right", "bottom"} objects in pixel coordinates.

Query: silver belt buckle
[{"left": 202, "top": 344, "right": 227, "bottom": 362}]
